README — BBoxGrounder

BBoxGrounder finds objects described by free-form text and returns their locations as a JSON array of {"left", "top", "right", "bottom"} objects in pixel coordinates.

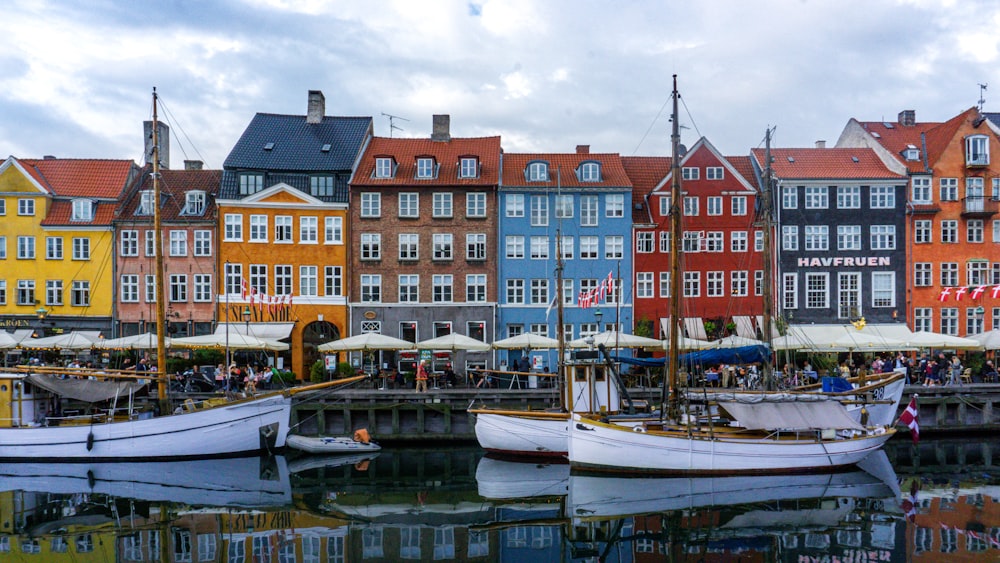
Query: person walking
[
  {"left": 949, "top": 355, "right": 963, "bottom": 386},
  {"left": 415, "top": 360, "right": 429, "bottom": 393}
]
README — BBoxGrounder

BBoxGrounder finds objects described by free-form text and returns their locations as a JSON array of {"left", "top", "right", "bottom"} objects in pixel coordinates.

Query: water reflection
[{"left": 0, "top": 438, "right": 998, "bottom": 561}]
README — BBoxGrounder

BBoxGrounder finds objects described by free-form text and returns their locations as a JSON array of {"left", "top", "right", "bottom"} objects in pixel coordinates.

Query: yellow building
[{"left": 0, "top": 157, "right": 138, "bottom": 337}]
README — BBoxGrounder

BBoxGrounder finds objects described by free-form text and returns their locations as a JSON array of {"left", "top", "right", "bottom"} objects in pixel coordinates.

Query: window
[
  {"left": 683, "top": 271, "right": 700, "bottom": 297},
  {"left": 707, "top": 271, "right": 724, "bottom": 297},
  {"left": 636, "top": 232, "right": 654, "bottom": 253},
  {"left": 605, "top": 236, "right": 623, "bottom": 259},
  {"left": 682, "top": 231, "right": 701, "bottom": 253},
  {"left": 299, "top": 266, "right": 317, "bottom": 296},
  {"left": 555, "top": 194, "right": 574, "bottom": 218},
  {"left": 169, "top": 231, "right": 187, "bottom": 256},
  {"left": 71, "top": 280, "right": 90, "bottom": 306},
  {"left": 274, "top": 216, "right": 292, "bottom": 242},
  {"left": 706, "top": 231, "right": 723, "bottom": 252},
  {"left": 659, "top": 231, "right": 671, "bottom": 253},
  {"left": 46, "top": 236, "right": 62, "bottom": 260},
  {"left": 71, "top": 199, "right": 93, "bottom": 221},
  {"left": 706, "top": 166, "right": 724, "bottom": 180},
  {"left": 117, "top": 230, "right": 137, "bottom": 257},
  {"left": 580, "top": 236, "right": 598, "bottom": 259},
  {"left": 870, "top": 225, "right": 895, "bottom": 250},
  {"left": 433, "top": 192, "right": 453, "bottom": 217},
  {"left": 136, "top": 190, "right": 154, "bottom": 215},
  {"left": 249, "top": 264, "right": 267, "bottom": 294},
  {"left": 506, "top": 194, "right": 524, "bottom": 217},
  {"left": 529, "top": 279, "right": 549, "bottom": 304},
  {"left": 872, "top": 272, "right": 894, "bottom": 307},
  {"left": 941, "top": 262, "right": 958, "bottom": 286},
  {"left": 838, "top": 225, "right": 861, "bottom": 250},
  {"left": 783, "top": 273, "right": 798, "bottom": 309},
  {"left": 731, "top": 270, "right": 748, "bottom": 296},
  {"left": 636, "top": 272, "right": 653, "bottom": 298},
  {"left": 707, "top": 196, "right": 722, "bottom": 216},
  {"left": 941, "top": 220, "right": 958, "bottom": 243},
  {"left": 804, "top": 225, "right": 829, "bottom": 251},
  {"left": 782, "top": 225, "right": 798, "bottom": 250},
  {"left": 432, "top": 233, "right": 453, "bottom": 260},
  {"left": 659, "top": 272, "right": 671, "bottom": 297},
  {"left": 870, "top": 186, "right": 895, "bottom": 208},
  {"left": 940, "top": 178, "right": 958, "bottom": 201},
  {"left": 361, "top": 193, "right": 381, "bottom": 217},
  {"left": 16, "top": 279, "right": 34, "bottom": 305},
  {"left": 375, "top": 157, "right": 393, "bottom": 178},
  {"left": 683, "top": 196, "right": 699, "bottom": 216},
  {"left": 72, "top": 237, "right": 90, "bottom": 260},
  {"left": 967, "top": 261, "right": 988, "bottom": 286},
  {"left": 324, "top": 266, "right": 342, "bottom": 296},
  {"left": 239, "top": 173, "right": 264, "bottom": 195},
  {"left": 731, "top": 196, "right": 747, "bottom": 216},
  {"left": 967, "top": 219, "right": 984, "bottom": 243},
  {"left": 505, "top": 235, "right": 524, "bottom": 259},
  {"left": 194, "top": 274, "right": 212, "bottom": 302},
  {"left": 805, "top": 186, "right": 828, "bottom": 208},
  {"left": 682, "top": 167, "right": 699, "bottom": 180},
  {"left": 805, "top": 273, "right": 829, "bottom": 308},
  {"left": 460, "top": 157, "right": 478, "bottom": 178},
  {"left": 46, "top": 279, "right": 62, "bottom": 305},
  {"left": 578, "top": 161, "right": 600, "bottom": 181},
  {"left": 915, "top": 220, "right": 932, "bottom": 243},
  {"left": 530, "top": 236, "right": 549, "bottom": 259},
  {"left": 399, "top": 233, "right": 419, "bottom": 260},
  {"left": 299, "top": 216, "right": 318, "bottom": 243},
  {"left": 466, "top": 274, "right": 486, "bottom": 302},
  {"left": 941, "top": 307, "right": 958, "bottom": 335},
  {"left": 310, "top": 175, "right": 335, "bottom": 197},
  {"left": 224, "top": 214, "right": 242, "bottom": 241},
  {"left": 399, "top": 275, "right": 419, "bottom": 302},
  {"left": 399, "top": 193, "right": 419, "bottom": 218},
  {"left": 912, "top": 176, "right": 931, "bottom": 203},
  {"left": 433, "top": 274, "right": 453, "bottom": 302},
  {"left": 659, "top": 196, "right": 671, "bottom": 216},
  {"left": 274, "top": 265, "right": 291, "bottom": 296},
  {"left": 755, "top": 270, "right": 764, "bottom": 295},
  {"left": 731, "top": 231, "right": 747, "bottom": 252},
  {"left": 506, "top": 279, "right": 524, "bottom": 304},
  {"left": 121, "top": 275, "right": 139, "bottom": 302},
  {"left": 249, "top": 215, "right": 268, "bottom": 242},
  {"left": 17, "top": 236, "right": 35, "bottom": 259},
  {"left": 782, "top": 185, "right": 798, "bottom": 209},
  {"left": 839, "top": 273, "right": 861, "bottom": 320},
  {"left": 466, "top": 193, "right": 486, "bottom": 217},
  {"left": 18, "top": 198, "right": 35, "bottom": 215},
  {"left": 914, "top": 263, "right": 932, "bottom": 286},
  {"left": 580, "top": 195, "right": 598, "bottom": 226},
  {"left": 145, "top": 274, "right": 156, "bottom": 302},
  {"left": 966, "top": 134, "right": 989, "bottom": 165},
  {"left": 914, "top": 308, "right": 932, "bottom": 332},
  {"left": 606, "top": 194, "right": 624, "bottom": 217},
  {"left": 193, "top": 230, "right": 211, "bottom": 256},
  {"left": 466, "top": 233, "right": 486, "bottom": 260},
  {"left": 181, "top": 191, "right": 206, "bottom": 215},
  {"left": 325, "top": 216, "right": 343, "bottom": 243},
  {"left": 360, "top": 233, "right": 381, "bottom": 260},
  {"left": 837, "top": 186, "right": 860, "bottom": 209},
  {"left": 0, "top": 200, "right": 4, "bottom": 214},
  {"left": 527, "top": 161, "right": 548, "bottom": 181},
  {"left": 361, "top": 274, "right": 381, "bottom": 302}
]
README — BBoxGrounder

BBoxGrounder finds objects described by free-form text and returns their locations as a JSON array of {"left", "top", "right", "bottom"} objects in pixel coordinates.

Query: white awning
[
  {"left": 214, "top": 323, "right": 294, "bottom": 341},
  {"left": 684, "top": 318, "right": 708, "bottom": 340},
  {"left": 733, "top": 316, "right": 756, "bottom": 339},
  {"left": 718, "top": 400, "right": 864, "bottom": 431}
]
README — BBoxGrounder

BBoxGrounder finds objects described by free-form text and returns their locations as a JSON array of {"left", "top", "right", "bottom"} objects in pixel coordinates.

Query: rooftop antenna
[
  {"left": 381, "top": 112, "right": 409, "bottom": 137},
  {"left": 978, "top": 83, "right": 988, "bottom": 112}
]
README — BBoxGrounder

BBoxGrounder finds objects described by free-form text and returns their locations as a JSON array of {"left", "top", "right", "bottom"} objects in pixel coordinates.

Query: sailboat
[
  {"left": 0, "top": 89, "right": 362, "bottom": 461},
  {"left": 566, "top": 76, "right": 895, "bottom": 474}
]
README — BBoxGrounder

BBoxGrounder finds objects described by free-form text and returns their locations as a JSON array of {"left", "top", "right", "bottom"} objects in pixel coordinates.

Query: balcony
[{"left": 961, "top": 196, "right": 998, "bottom": 217}]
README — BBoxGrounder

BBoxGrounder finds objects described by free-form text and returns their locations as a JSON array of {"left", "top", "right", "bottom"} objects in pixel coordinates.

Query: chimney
[
  {"left": 898, "top": 110, "right": 916, "bottom": 127},
  {"left": 143, "top": 120, "right": 170, "bottom": 169},
  {"left": 43, "top": 155, "right": 56, "bottom": 160},
  {"left": 576, "top": 145, "right": 590, "bottom": 154},
  {"left": 307, "top": 90, "right": 325, "bottom": 124},
  {"left": 815, "top": 140, "right": 826, "bottom": 149},
  {"left": 184, "top": 160, "right": 204, "bottom": 170},
  {"left": 431, "top": 114, "right": 451, "bottom": 141}
]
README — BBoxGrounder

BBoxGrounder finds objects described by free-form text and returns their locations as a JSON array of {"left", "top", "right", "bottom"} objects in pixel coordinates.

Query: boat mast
[
  {"left": 151, "top": 88, "right": 169, "bottom": 413},
  {"left": 664, "top": 75, "right": 683, "bottom": 422},
  {"left": 555, "top": 168, "right": 566, "bottom": 408},
  {"left": 760, "top": 128, "right": 777, "bottom": 390}
]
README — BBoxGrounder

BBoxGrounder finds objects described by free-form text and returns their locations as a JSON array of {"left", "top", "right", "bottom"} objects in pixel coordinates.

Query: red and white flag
[
  {"left": 937, "top": 287, "right": 951, "bottom": 302},
  {"left": 898, "top": 396, "right": 919, "bottom": 444}
]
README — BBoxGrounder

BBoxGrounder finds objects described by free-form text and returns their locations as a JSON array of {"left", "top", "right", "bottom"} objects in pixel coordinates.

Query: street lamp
[
  {"left": 242, "top": 306, "right": 252, "bottom": 334},
  {"left": 35, "top": 307, "right": 48, "bottom": 320},
  {"left": 594, "top": 309, "right": 603, "bottom": 332}
]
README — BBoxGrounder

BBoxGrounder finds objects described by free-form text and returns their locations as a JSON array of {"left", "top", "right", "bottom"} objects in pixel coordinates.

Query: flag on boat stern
[{"left": 898, "top": 396, "right": 919, "bottom": 444}]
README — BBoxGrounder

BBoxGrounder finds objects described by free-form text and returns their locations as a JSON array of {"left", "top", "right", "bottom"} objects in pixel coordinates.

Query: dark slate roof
[{"left": 115, "top": 165, "right": 222, "bottom": 224}]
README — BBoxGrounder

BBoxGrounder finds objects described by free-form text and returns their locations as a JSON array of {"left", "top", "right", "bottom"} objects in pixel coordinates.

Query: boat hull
[
  {"left": 285, "top": 434, "right": 381, "bottom": 454},
  {"left": 568, "top": 414, "right": 895, "bottom": 475},
  {"left": 472, "top": 410, "right": 569, "bottom": 457},
  {"left": 0, "top": 393, "right": 291, "bottom": 460}
]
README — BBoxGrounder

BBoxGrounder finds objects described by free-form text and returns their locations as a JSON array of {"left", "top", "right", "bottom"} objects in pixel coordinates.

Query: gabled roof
[
  {"left": 18, "top": 158, "right": 135, "bottom": 198},
  {"left": 847, "top": 108, "right": 975, "bottom": 173},
  {"left": 117, "top": 165, "right": 221, "bottom": 222},
  {"left": 223, "top": 113, "right": 372, "bottom": 172},
  {"left": 353, "top": 136, "right": 502, "bottom": 187},
  {"left": 750, "top": 147, "right": 903, "bottom": 180},
  {"left": 41, "top": 201, "right": 117, "bottom": 227},
  {"left": 621, "top": 156, "right": 671, "bottom": 224},
  {"left": 500, "top": 152, "right": 632, "bottom": 188}
]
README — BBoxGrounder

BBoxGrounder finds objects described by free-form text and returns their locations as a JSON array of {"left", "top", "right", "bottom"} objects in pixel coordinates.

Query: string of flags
[
  {"left": 937, "top": 285, "right": 1000, "bottom": 302},
  {"left": 240, "top": 279, "right": 293, "bottom": 313},
  {"left": 578, "top": 271, "right": 615, "bottom": 309}
]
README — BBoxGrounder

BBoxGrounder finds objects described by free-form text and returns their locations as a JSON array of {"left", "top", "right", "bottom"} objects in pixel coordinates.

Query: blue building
[{"left": 498, "top": 147, "right": 634, "bottom": 370}]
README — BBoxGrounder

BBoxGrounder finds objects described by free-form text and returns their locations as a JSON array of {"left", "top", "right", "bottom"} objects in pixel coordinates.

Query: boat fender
[
  {"left": 86, "top": 432, "right": 94, "bottom": 451},
  {"left": 87, "top": 469, "right": 95, "bottom": 489},
  {"left": 575, "top": 423, "right": 595, "bottom": 432},
  {"left": 633, "top": 426, "right": 646, "bottom": 433},
  {"left": 354, "top": 428, "right": 371, "bottom": 444}
]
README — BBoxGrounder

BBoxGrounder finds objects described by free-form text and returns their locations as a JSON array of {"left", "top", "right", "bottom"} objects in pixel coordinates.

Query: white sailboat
[
  {"left": 567, "top": 76, "right": 896, "bottom": 474},
  {"left": 0, "top": 89, "right": 361, "bottom": 461}
]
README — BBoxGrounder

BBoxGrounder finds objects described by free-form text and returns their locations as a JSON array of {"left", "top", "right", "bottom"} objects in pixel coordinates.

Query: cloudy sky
[{"left": 2, "top": 0, "right": 998, "bottom": 168}]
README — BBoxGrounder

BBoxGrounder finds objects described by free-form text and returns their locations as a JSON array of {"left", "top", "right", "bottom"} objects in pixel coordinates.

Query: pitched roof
[
  {"left": 40, "top": 201, "right": 117, "bottom": 227},
  {"left": 223, "top": 113, "right": 372, "bottom": 171},
  {"left": 750, "top": 147, "right": 903, "bottom": 180},
  {"left": 352, "top": 136, "right": 502, "bottom": 186},
  {"left": 850, "top": 108, "right": 974, "bottom": 173},
  {"left": 117, "top": 166, "right": 222, "bottom": 222},
  {"left": 18, "top": 158, "right": 135, "bottom": 198},
  {"left": 500, "top": 152, "right": 632, "bottom": 188},
  {"left": 727, "top": 155, "right": 758, "bottom": 186},
  {"left": 621, "top": 155, "right": 670, "bottom": 223}
]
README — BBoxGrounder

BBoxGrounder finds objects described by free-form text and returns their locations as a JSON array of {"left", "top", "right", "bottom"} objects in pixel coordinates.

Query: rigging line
[
  {"left": 156, "top": 95, "right": 210, "bottom": 167},
  {"left": 678, "top": 95, "right": 702, "bottom": 141},
  {"left": 631, "top": 94, "right": 672, "bottom": 155}
]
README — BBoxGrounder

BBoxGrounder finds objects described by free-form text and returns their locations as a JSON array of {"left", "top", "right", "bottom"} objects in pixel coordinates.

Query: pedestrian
[
  {"left": 949, "top": 355, "right": 963, "bottom": 386},
  {"left": 415, "top": 360, "right": 429, "bottom": 393}
]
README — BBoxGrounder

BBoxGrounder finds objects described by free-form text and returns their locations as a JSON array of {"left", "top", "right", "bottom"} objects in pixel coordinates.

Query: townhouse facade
[
  {"left": 498, "top": 147, "right": 633, "bottom": 369},
  {"left": 217, "top": 90, "right": 372, "bottom": 378},
  {"left": 349, "top": 116, "right": 501, "bottom": 373},
  {"left": 838, "top": 108, "right": 1000, "bottom": 336}
]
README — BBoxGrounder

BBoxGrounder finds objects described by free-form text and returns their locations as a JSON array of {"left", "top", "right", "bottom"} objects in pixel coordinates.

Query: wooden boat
[
  {"left": 475, "top": 455, "right": 569, "bottom": 500},
  {"left": 286, "top": 429, "right": 381, "bottom": 454}
]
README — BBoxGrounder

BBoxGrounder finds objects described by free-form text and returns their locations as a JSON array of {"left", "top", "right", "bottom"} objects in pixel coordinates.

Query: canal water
[{"left": 2, "top": 436, "right": 999, "bottom": 562}]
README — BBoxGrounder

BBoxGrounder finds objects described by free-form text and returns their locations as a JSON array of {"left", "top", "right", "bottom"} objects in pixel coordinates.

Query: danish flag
[
  {"left": 898, "top": 396, "right": 919, "bottom": 444},
  {"left": 953, "top": 286, "right": 967, "bottom": 301},
  {"left": 937, "top": 287, "right": 951, "bottom": 302}
]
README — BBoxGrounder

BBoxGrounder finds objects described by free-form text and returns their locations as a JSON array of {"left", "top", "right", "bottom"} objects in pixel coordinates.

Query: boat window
[
  {"left": 574, "top": 367, "right": 586, "bottom": 382},
  {"left": 595, "top": 367, "right": 606, "bottom": 381}
]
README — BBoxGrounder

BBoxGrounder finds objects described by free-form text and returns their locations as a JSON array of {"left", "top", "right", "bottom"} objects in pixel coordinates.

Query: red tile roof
[
  {"left": 621, "top": 156, "right": 671, "bottom": 223},
  {"left": 353, "top": 136, "right": 502, "bottom": 186},
  {"left": 19, "top": 158, "right": 135, "bottom": 198},
  {"left": 117, "top": 166, "right": 222, "bottom": 222},
  {"left": 751, "top": 147, "right": 903, "bottom": 180},
  {"left": 501, "top": 152, "right": 632, "bottom": 188},
  {"left": 852, "top": 108, "right": 975, "bottom": 173},
  {"left": 40, "top": 201, "right": 117, "bottom": 226}
]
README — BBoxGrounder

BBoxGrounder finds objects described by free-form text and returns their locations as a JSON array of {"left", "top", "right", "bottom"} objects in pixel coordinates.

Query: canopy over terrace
[
  {"left": 93, "top": 332, "right": 171, "bottom": 350},
  {"left": 568, "top": 330, "right": 665, "bottom": 350},
  {"left": 19, "top": 331, "right": 101, "bottom": 351},
  {"left": 969, "top": 329, "right": 1000, "bottom": 350},
  {"left": 170, "top": 333, "right": 289, "bottom": 351},
  {"left": 317, "top": 333, "right": 414, "bottom": 352},
  {"left": 491, "top": 333, "right": 561, "bottom": 350},
  {"left": 776, "top": 324, "right": 916, "bottom": 352}
]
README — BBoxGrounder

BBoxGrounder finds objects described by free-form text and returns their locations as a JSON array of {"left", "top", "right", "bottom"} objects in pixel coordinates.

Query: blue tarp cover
[
  {"left": 822, "top": 376, "right": 854, "bottom": 393},
  {"left": 611, "top": 345, "right": 771, "bottom": 367}
]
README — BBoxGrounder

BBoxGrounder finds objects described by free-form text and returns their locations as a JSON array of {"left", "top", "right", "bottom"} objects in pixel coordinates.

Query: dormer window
[
  {"left": 966, "top": 135, "right": 989, "bottom": 166},
  {"left": 459, "top": 157, "right": 478, "bottom": 179},
  {"left": 239, "top": 173, "right": 264, "bottom": 195},
  {"left": 903, "top": 144, "right": 920, "bottom": 161},
  {"left": 71, "top": 199, "right": 94, "bottom": 222},
  {"left": 374, "top": 157, "right": 394, "bottom": 179},
  {"left": 416, "top": 157, "right": 436, "bottom": 179},
  {"left": 181, "top": 191, "right": 206, "bottom": 216},
  {"left": 136, "top": 190, "right": 154, "bottom": 216},
  {"left": 527, "top": 161, "right": 548, "bottom": 182},
  {"left": 578, "top": 161, "right": 601, "bottom": 182}
]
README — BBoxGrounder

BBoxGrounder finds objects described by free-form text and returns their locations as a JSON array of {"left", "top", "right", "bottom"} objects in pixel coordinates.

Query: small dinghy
[{"left": 286, "top": 428, "right": 381, "bottom": 454}]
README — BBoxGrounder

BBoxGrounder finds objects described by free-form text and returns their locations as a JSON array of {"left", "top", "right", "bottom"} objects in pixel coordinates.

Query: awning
[
  {"left": 27, "top": 373, "right": 147, "bottom": 403},
  {"left": 214, "top": 323, "right": 294, "bottom": 341},
  {"left": 718, "top": 400, "right": 864, "bottom": 431},
  {"left": 684, "top": 318, "right": 708, "bottom": 340},
  {"left": 733, "top": 316, "right": 756, "bottom": 339}
]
